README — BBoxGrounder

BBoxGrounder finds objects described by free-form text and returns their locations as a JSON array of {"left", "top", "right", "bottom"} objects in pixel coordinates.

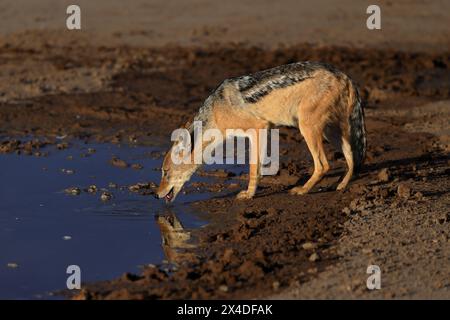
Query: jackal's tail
[{"left": 348, "top": 85, "right": 366, "bottom": 175}]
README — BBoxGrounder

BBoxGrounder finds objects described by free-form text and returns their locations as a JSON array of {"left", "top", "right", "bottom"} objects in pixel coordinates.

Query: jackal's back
[
  {"left": 193, "top": 62, "right": 343, "bottom": 126},
  {"left": 227, "top": 62, "right": 340, "bottom": 104}
]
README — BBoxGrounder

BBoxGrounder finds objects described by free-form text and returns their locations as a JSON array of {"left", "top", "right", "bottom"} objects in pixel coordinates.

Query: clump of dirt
[
  {"left": 128, "top": 182, "right": 157, "bottom": 196},
  {"left": 110, "top": 156, "right": 129, "bottom": 168},
  {"left": 0, "top": 138, "right": 51, "bottom": 156}
]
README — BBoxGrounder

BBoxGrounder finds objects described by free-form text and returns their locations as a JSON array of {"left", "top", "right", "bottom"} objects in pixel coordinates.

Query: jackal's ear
[
  {"left": 170, "top": 121, "right": 195, "bottom": 161},
  {"left": 223, "top": 85, "right": 244, "bottom": 107},
  {"left": 180, "top": 120, "right": 196, "bottom": 153}
]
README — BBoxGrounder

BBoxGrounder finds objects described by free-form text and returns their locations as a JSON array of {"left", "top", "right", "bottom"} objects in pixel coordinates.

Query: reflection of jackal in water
[
  {"left": 156, "top": 213, "right": 195, "bottom": 264},
  {"left": 157, "top": 62, "right": 366, "bottom": 202}
]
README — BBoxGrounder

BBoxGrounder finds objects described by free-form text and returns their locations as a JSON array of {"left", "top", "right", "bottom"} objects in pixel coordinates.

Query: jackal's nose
[{"left": 155, "top": 189, "right": 164, "bottom": 199}]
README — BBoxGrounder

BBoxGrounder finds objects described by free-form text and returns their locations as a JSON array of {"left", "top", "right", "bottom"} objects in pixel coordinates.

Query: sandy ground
[
  {"left": 0, "top": 1, "right": 449, "bottom": 299},
  {"left": 1, "top": 0, "right": 450, "bottom": 51}
]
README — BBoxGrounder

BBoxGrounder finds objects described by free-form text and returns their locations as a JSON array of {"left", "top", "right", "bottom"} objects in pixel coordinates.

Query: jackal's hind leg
[
  {"left": 324, "top": 125, "right": 354, "bottom": 191},
  {"left": 336, "top": 136, "right": 354, "bottom": 191},
  {"left": 290, "top": 125, "right": 329, "bottom": 195}
]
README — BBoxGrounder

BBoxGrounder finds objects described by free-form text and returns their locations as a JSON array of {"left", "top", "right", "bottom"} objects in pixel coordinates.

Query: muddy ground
[{"left": 1, "top": 37, "right": 449, "bottom": 299}]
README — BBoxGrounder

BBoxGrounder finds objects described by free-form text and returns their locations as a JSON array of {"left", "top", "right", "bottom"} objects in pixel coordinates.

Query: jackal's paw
[
  {"left": 289, "top": 186, "right": 309, "bottom": 195},
  {"left": 336, "top": 182, "right": 348, "bottom": 192},
  {"left": 236, "top": 190, "right": 254, "bottom": 200}
]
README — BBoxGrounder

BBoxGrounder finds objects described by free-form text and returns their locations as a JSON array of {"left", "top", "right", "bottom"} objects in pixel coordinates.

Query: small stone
[
  {"left": 63, "top": 236, "right": 72, "bottom": 240},
  {"left": 307, "top": 267, "right": 318, "bottom": 274},
  {"left": 65, "top": 187, "right": 81, "bottom": 195},
  {"left": 56, "top": 142, "right": 69, "bottom": 150},
  {"left": 129, "top": 183, "right": 145, "bottom": 192},
  {"left": 131, "top": 163, "right": 143, "bottom": 170},
  {"left": 110, "top": 157, "right": 128, "bottom": 168},
  {"left": 87, "top": 148, "right": 96, "bottom": 154},
  {"left": 272, "top": 281, "right": 280, "bottom": 290},
  {"left": 414, "top": 191, "right": 424, "bottom": 200},
  {"left": 109, "top": 182, "right": 118, "bottom": 188},
  {"left": 302, "top": 242, "right": 317, "bottom": 250},
  {"left": 218, "top": 285, "right": 228, "bottom": 292},
  {"left": 222, "top": 248, "right": 234, "bottom": 263},
  {"left": 61, "top": 168, "right": 75, "bottom": 175},
  {"left": 129, "top": 184, "right": 140, "bottom": 192},
  {"left": 87, "top": 185, "right": 97, "bottom": 193},
  {"left": 100, "top": 192, "right": 113, "bottom": 201},
  {"left": 349, "top": 199, "right": 359, "bottom": 211},
  {"left": 309, "top": 252, "right": 320, "bottom": 262},
  {"left": 7, "top": 263, "right": 18, "bottom": 269},
  {"left": 437, "top": 213, "right": 449, "bottom": 224},
  {"left": 397, "top": 183, "right": 411, "bottom": 199},
  {"left": 377, "top": 168, "right": 390, "bottom": 182},
  {"left": 342, "top": 207, "right": 351, "bottom": 215}
]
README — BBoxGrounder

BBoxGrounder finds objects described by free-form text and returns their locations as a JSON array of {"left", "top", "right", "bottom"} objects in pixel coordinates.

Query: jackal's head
[{"left": 156, "top": 144, "right": 198, "bottom": 203}]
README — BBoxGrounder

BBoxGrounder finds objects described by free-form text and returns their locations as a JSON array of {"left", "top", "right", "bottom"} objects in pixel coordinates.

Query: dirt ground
[
  {"left": 1, "top": 0, "right": 450, "bottom": 51},
  {"left": 0, "top": 1, "right": 449, "bottom": 299}
]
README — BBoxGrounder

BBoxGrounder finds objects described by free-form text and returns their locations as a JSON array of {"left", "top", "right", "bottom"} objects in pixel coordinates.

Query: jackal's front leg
[
  {"left": 236, "top": 132, "right": 261, "bottom": 200},
  {"left": 236, "top": 162, "right": 260, "bottom": 200}
]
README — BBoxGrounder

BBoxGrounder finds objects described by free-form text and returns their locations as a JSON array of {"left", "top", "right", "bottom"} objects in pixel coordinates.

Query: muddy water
[{"left": 0, "top": 140, "right": 212, "bottom": 299}]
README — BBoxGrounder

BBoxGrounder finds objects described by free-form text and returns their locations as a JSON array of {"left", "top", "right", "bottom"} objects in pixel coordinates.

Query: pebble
[
  {"left": 218, "top": 285, "right": 228, "bottom": 292},
  {"left": 302, "top": 242, "right": 317, "bottom": 250},
  {"left": 109, "top": 182, "right": 118, "bottom": 188},
  {"left": 100, "top": 192, "right": 113, "bottom": 201},
  {"left": 397, "top": 183, "right": 411, "bottom": 199},
  {"left": 307, "top": 267, "right": 318, "bottom": 274},
  {"left": 7, "top": 263, "right": 18, "bottom": 269},
  {"left": 342, "top": 207, "right": 351, "bottom": 215},
  {"left": 110, "top": 157, "right": 128, "bottom": 168},
  {"left": 56, "top": 142, "right": 69, "bottom": 150},
  {"left": 272, "top": 281, "right": 280, "bottom": 290},
  {"left": 129, "top": 183, "right": 149, "bottom": 192},
  {"left": 87, "top": 185, "right": 97, "bottom": 193},
  {"left": 377, "top": 168, "right": 390, "bottom": 182},
  {"left": 309, "top": 252, "right": 320, "bottom": 262},
  {"left": 65, "top": 187, "right": 81, "bottom": 195},
  {"left": 63, "top": 236, "right": 72, "bottom": 240},
  {"left": 61, "top": 168, "right": 75, "bottom": 175},
  {"left": 414, "top": 191, "right": 424, "bottom": 200},
  {"left": 131, "top": 163, "right": 144, "bottom": 170}
]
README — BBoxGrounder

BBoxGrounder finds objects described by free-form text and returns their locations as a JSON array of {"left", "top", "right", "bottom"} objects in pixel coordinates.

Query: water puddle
[{"left": 0, "top": 140, "right": 234, "bottom": 299}]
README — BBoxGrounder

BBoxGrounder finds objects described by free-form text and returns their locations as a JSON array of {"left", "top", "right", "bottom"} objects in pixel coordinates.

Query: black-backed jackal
[{"left": 157, "top": 62, "right": 366, "bottom": 202}]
